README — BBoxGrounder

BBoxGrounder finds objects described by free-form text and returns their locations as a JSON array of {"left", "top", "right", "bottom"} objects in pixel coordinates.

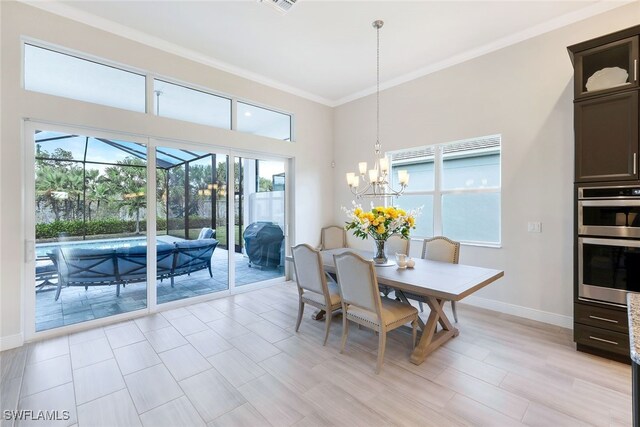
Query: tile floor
[
  {"left": 35, "top": 249, "right": 284, "bottom": 331},
  {"left": 2, "top": 282, "right": 633, "bottom": 427}
]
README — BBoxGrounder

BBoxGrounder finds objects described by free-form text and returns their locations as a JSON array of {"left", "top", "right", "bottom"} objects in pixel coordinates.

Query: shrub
[{"left": 36, "top": 217, "right": 213, "bottom": 239}]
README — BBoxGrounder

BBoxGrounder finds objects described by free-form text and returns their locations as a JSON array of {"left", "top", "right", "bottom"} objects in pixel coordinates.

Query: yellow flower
[
  {"left": 354, "top": 207, "right": 362, "bottom": 216},
  {"left": 398, "top": 209, "right": 407, "bottom": 216},
  {"left": 408, "top": 217, "right": 415, "bottom": 227},
  {"left": 366, "top": 212, "right": 375, "bottom": 221},
  {"left": 376, "top": 224, "right": 386, "bottom": 234}
]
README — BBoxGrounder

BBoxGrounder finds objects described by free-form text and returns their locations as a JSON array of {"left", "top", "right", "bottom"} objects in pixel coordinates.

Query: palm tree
[{"left": 35, "top": 166, "right": 67, "bottom": 221}]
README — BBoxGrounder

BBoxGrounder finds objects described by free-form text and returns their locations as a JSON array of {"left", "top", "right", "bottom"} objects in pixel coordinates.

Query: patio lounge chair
[{"left": 51, "top": 239, "right": 219, "bottom": 301}]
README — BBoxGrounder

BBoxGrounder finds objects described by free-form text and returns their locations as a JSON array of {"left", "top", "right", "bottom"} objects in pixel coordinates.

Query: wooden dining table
[{"left": 288, "top": 248, "right": 504, "bottom": 365}]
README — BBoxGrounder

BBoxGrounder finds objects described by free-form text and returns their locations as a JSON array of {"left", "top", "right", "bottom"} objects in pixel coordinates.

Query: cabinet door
[
  {"left": 575, "top": 36, "right": 639, "bottom": 99},
  {"left": 575, "top": 91, "right": 638, "bottom": 182}
]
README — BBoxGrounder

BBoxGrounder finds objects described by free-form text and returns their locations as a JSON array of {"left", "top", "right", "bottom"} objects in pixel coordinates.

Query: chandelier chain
[
  {"left": 376, "top": 22, "right": 380, "bottom": 153},
  {"left": 346, "top": 19, "right": 408, "bottom": 199}
]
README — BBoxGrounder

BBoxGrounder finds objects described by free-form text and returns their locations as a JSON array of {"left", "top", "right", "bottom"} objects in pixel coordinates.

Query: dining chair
[
  {"left": 385, "top": 234, "right": 410, "bottom": 257},
  {"left": 334, "top": 251, "right": 418, "bottom": 374},
  {"left": 320, "top": 225, "right": 347, "bottom": 250},
  {"left": 409, "top": 236, "right": 461, "bottom": 321},
  {"left": 291, "top": 244, "right": 342, "bottom": 345}
]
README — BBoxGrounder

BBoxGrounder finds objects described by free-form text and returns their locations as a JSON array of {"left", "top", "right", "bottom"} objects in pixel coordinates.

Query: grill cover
[{"left": 243, "top": 222, "right": 284, "bottom": 268}]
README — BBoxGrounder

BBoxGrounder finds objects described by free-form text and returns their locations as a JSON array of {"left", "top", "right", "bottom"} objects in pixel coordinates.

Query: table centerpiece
[{"left": 343, "top": 203, "right": 419, "bottom": 265}]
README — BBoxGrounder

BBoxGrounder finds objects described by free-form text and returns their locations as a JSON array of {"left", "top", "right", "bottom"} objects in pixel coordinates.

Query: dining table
[{"left": 288, "top": 248, "right": 504, "bottom": 365}]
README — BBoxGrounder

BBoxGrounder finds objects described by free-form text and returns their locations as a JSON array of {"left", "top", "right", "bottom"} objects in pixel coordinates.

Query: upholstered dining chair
[
  {"left": 334, "top": 251, "right": 418, "bottom": 374},
  {"left": 320, "top": 225, "right": 347, "bottom": 250},
  {"left": 385, "top": 235, "right": 410, "bottom": 257},
  {"left": 409, "top": 236, "right": 461, "bottom": 321},
  {"left": 291, "top": 244, "right": 342, "bottom": 345}
]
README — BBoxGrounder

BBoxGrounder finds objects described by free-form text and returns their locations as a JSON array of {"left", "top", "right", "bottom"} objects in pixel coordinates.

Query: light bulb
[
  {"left": 346, "top": 172, "right": 355, "bottom": 186},
  {"left": 358, "top": 162, "right": 368, "bottom": 175},
  {"left": 398, "top": 170, "right": 408, "bottom": 185},
  {"left": 352, "top": 176, "right": 360, "bottom": 187},
  {"left": 379, "top": 157, "right": 389, "bottom": 173},
  {"left": 368, "top": 169, "right": 378, "bottom": 183}
]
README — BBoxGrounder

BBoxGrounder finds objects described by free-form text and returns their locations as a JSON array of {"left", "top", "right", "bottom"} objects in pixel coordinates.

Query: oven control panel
[{"left": 580, "top": 186, "right": 640, "bottom": 199}]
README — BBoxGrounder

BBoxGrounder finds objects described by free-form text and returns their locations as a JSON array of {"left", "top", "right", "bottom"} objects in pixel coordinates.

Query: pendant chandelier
[{"left": 346, "top": 20, "right": 409, "bottom": 199}]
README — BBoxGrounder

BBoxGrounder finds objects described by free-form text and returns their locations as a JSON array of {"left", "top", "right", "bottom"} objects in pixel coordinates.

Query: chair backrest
[
  {"left": 174, "top": 240, "right": 218, "bottom": 274},
  {"left": 320, "top": 226, "right": 346, "bottom": 250},
  {"left": 386, "top": 235, "right": 410, "bottom": 256},
  {"left": 421, "top": 236, "right": 460, "bottom": 264},
  {"left": 334, "top": 251, "right": 381, "bottom": 315},
  {"left": 198, "top": 227, "right": 215, "bottom": 240},
  {"left": 291, "top": 244, "right": 326, "bottom": 295}
]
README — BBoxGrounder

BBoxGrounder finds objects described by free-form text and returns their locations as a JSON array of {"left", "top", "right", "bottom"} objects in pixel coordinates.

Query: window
[
  {"left": 24, "top": 44, "right": 146, "bottom": 112},
  {"left": 23, "top": 43, "right": 294, "bottom": 141},
  {"left": 390, "top": 135, "right": 501, "bottom": 245},
  {"left": 153, "top": 80, "right": 231, "bottom": 129},
  {"left": 237, "top": 102, "right": 292, "bottom": 141}
]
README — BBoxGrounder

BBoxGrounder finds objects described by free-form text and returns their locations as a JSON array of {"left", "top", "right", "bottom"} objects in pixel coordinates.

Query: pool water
[{"left": 36, "top": 237, "right": 149, "bottom": 258}]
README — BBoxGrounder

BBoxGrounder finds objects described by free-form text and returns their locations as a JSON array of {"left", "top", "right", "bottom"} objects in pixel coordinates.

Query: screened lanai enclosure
[{"left": 33, "top": 130, "right": 285, "bottom": 332}]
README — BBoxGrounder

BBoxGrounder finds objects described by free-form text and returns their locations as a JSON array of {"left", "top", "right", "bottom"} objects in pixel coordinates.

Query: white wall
[
  {"left": 333, "top": 3, "right": 640, "bottom": 328},
  {"left": 0, "top": 1, "right": 334, "bottom": 349}
]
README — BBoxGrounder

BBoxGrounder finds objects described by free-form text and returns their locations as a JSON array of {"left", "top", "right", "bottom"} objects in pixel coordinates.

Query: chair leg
[
  {"left": 295, "top": 300, "right": 304, "bottom": 332},
  {"left": 208, "top": 262, "right": 213, "bottom": 278},
  {"left": 116, "top": 284, "right": 120, "bottom": 297},
  {"left": 376, "top": 328, "right": 387, "bottom": 374},
  {"left": 451, "top": 301, "right": 458, "bottom": 323},
  {"left": 171, "top": 277, "right": 174, "bottom": 288},
  {"left": 419, "top": 301, "right": 424, "bottom": 312},
  {"left": 340, "top": 312, "right": 349, "bottom": 354},
  {"left": 323, "top": 308, "right": 332, "bottom": 346},
  {"left": 54, "top": 283, "right": 62, "bottom": 301},
  {"left": 411, "top": 319, "right": 418, "bottom": 349}
]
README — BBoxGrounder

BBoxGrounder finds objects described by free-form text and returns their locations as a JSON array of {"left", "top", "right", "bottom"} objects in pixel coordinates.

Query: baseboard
[
  {"left": 461, "top": 295, "right": 573, "bottom": 329},
  {"left": 0, "top": 333, "right": 24, "bottom": 351}
]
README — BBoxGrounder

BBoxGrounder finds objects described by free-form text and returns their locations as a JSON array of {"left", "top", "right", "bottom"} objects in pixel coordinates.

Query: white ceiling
[{"left": 31, "top": 1, "right": 632, "bottom": 106}]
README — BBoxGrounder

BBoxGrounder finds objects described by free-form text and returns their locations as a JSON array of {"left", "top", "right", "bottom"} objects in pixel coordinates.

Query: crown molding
[
  {"left": 19, "top": 0, "right": 635, "bottom": 108},
  {"left": 19, "top": 0, "right": 335, "bottom": 107},
  {"left": 334, "top": 0, "right": 635, "bottom": 106}
]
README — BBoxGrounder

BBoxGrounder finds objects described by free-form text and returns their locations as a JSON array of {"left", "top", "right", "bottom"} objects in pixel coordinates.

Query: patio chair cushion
[
  {"left": 57, "top": 248, "right": 118, "bottom": 284},
  {"left": 173, "top": 239, "right": 218, "bottom": 275},
  {"left": 198, "top": 228, "right": 216, "bottom": 239}
]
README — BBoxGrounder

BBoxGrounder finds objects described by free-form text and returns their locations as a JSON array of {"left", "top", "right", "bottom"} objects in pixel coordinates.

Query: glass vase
[{"left": 373, "top": 239, "right": 388, "bottom": 264}]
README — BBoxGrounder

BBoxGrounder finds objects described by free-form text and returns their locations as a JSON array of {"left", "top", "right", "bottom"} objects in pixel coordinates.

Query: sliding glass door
[
  {"left": 27, "top": 125, "right": 289, "bottom": 337},
  {"left": 32, "top": 130, "right": 149, "bottom": 332},
  {"left": 234, "top": 156, "right": 286, "bottom": 287},
  {"left": 155, "top": 145, "right": 229, "bottom": 304}
]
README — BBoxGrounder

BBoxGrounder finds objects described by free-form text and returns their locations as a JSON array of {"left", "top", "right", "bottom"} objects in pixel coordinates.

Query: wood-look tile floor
[{"left": 1, "top": 282, "right": 633, "bottom": 427}]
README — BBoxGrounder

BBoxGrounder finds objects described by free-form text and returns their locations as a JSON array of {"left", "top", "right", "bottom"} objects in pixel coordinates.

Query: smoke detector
[{"left": 259, "top": 0, "right": 297, "bottom": 14}]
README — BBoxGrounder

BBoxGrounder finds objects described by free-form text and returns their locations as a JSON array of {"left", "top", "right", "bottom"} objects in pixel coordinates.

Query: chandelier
[{"left": 346, "top": 20, "right": 409, "bottom": 199}]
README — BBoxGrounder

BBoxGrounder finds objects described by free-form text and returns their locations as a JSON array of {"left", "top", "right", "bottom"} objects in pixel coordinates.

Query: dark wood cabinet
[
  {"left": 575, "top": 90, "right": 638, "bottom": 182},
  {"left": 574, "top": 302, "right": 629, "bottom": 334},
  {"left": 573, "top": 36, "right": 638, "bottom": 99}
]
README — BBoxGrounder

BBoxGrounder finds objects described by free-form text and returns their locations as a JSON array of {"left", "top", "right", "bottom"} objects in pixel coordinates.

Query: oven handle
[
  {"left": 579, "top": 237, "right": 640, "bottom": 248},
  {"left": 579, "top": 200, "right": 640, "bottom": 207}
]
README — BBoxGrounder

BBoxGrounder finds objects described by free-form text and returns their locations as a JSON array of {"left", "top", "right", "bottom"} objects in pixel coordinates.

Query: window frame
[
  {"left": 21, "top": 38, "right": 295, "bottom": 142},
  {"left": 389, "top": 135, "right": 502, "bottom": 248}
]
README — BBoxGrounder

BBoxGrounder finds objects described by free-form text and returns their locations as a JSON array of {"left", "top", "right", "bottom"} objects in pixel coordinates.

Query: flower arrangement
[{"left": 342, "top": 202, "right": 419, "bottom": 241}]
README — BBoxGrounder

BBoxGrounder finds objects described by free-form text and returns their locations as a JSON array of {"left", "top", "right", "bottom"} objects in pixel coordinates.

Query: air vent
[{"left": 260, "top": 0, "right": 297, "bottom": 13}]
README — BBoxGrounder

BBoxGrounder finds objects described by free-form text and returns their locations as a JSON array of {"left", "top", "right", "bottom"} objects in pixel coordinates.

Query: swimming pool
[{"left": 36, "top": 237, "right": 150, "bottom": 258}]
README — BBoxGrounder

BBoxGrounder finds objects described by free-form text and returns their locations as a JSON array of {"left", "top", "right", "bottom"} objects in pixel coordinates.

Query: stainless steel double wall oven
[{"left": 577, "top": 185, "right": 640, "bottom": 306}]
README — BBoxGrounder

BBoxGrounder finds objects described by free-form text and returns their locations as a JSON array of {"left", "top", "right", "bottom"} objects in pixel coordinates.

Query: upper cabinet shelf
[{"left": 572, "top": 36, "right": 639, "bottom": 99}]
